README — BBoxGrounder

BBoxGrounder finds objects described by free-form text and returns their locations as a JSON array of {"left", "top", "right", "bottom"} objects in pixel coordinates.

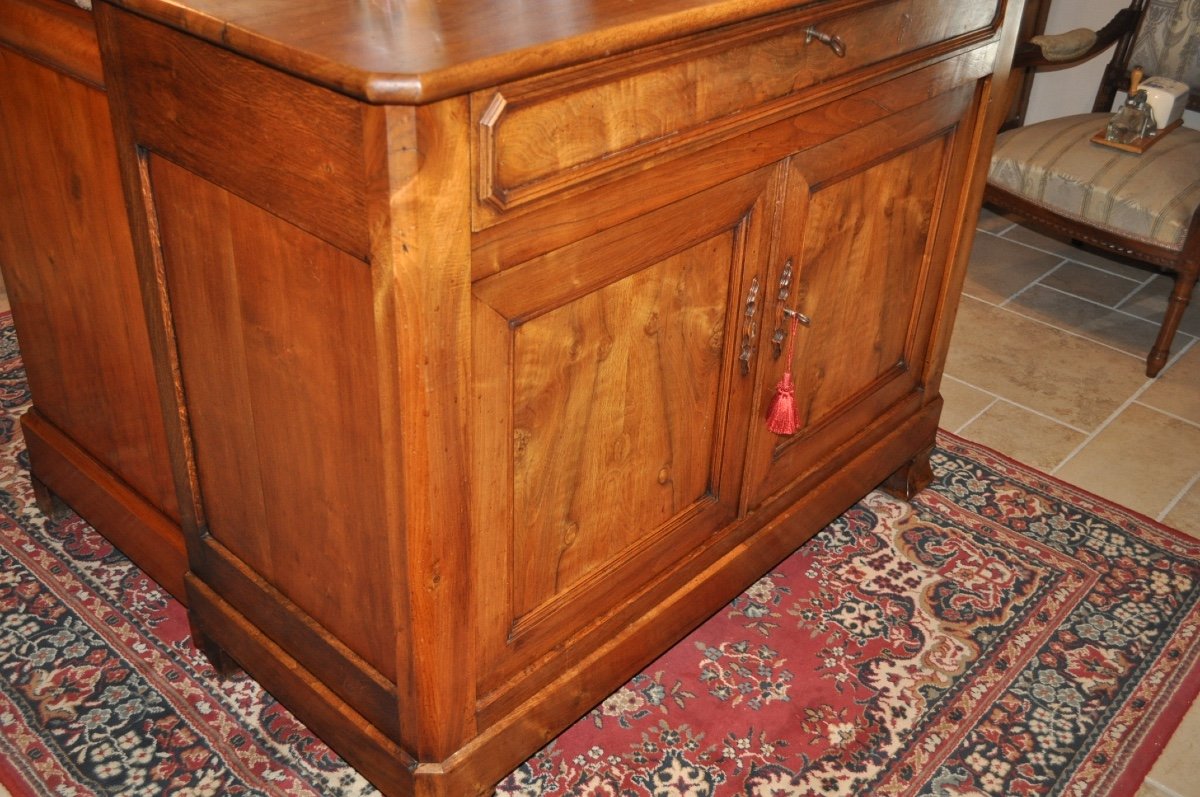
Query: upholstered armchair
[{"left": 986, "top": 0, "right": 1200, "bottom": 377}]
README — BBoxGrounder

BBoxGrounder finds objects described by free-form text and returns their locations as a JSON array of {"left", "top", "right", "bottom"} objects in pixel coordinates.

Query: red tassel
[
  {"left": 767, "top": 311, "right": 801, "bottom": 436},
  {"left": 766, "top": 371, "right": 798, "bottom": 435}
]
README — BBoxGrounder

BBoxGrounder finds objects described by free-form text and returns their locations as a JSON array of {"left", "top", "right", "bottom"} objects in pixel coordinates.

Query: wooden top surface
[{"left": 99, "top": 0, "right": 830, "bottom": 103}]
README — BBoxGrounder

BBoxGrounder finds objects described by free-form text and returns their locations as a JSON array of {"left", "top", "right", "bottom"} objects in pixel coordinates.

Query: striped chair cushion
[{"left": 988, "top": 112, "right": 1200, "bottom": 251}]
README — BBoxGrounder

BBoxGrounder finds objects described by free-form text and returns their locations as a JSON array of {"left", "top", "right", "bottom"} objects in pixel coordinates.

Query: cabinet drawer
[{"left": 472, "top": 0, "right": 999, "bottom": 225}]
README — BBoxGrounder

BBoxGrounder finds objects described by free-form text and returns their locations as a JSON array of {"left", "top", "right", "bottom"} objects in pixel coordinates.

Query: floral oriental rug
[{"left": 0, "top": 312, "right": 1199, "bottom": 796}]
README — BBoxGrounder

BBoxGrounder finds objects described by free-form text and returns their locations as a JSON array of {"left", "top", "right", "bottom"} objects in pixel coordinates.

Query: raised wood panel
[
  {"left": 0, "top": 45, "right": 179, "bottom": 525},
  {"left": 785, "top": 136, "right": 944, "bottom": 423},
  {"left": 149, "top": 156, "right": 398, "bottom": 682},
  {"left": 509, "top": 239, "right": 733, "bottom": 614},
  {"left": 473, "top": 165, "right": 780, "bottom": 700},
  {"left": 472, "top": 0, "right": 999, "bottom": 218}
]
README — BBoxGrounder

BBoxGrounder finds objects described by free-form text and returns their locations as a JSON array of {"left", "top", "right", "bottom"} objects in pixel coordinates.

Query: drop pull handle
[
  {"left": 771, "top": 259, "right": 811, "bottom": 359},
  {"left": 739, "top": 276, "right": 761, "bottom": 374},
  {"left": 805, "top": 26, "right": 847, "bottom": 58}
]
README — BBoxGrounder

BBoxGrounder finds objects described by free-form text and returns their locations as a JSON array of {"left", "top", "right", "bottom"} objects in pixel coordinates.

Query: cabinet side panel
[
  {"left": 149, "top": 156, "right": 397, "bottom": 682},
  {"left": 0, "top": 47, "right": 179, "bottom": 523}
]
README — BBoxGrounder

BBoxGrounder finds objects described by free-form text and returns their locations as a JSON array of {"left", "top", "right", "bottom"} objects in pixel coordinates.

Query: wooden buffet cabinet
[{"left": 3, "top": 0, "right": 1024, "bottom": 792}]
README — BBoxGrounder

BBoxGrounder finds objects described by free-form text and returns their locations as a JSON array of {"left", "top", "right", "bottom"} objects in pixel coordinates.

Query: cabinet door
[
  {"left": 472, "top": 165, "right": 782, "bottom": 698},
  {"left": 745, "top": 85, "right": 977, "bottom": 509}
]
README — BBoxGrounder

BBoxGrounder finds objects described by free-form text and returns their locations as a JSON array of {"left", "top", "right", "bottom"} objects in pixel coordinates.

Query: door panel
[
  {"left": 746, "top": 87, "right": 974, "bottom": 508},
  {"left": 510, "top": 239, "right": 733, "bottom": 614},
  {"left": 474, "top": 165, "right": 782, "bottom": 697}
]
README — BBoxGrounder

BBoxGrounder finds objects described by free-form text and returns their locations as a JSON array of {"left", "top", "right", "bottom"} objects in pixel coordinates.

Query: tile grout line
[
  {"left": 1158, "top": 469, "right": 1200, "bottom": 526},
  {"left": 1132, "top": 397, "right": 1200, "bottom": 432},
  {"left": 966, "top": 221, "right": 1200, "bottom": 523},
  {"left": 988, "top": 229, "right": 1199, "bottom": 348},
  {"left": 1112, "top": 273, "right": 1161, "bottom": 309},
  {"left": 941, "top": 374, "right": 1094, "bottom": 436},
  {"left": 994, "top": 228, "right": 1165, "bottom": 282},
  {"left": 1141, "top": 775, "right": 1190, "bottom": 797},
  {"left": 1139, "top": 337, "right": 1200, "bottom": 524},
  {"left": 971, "top": 220, "right": 1200, "bottom": 795},
  {"left": 960, "top": 290, "right": 1152, "bottom": 365},
  {"left": 1052, "top": 375, "right": 1160, "bottom": 475},
  {"left": 976, "top": 216, "right": 1019, "bottom": 236},
  {"left": 1028, "top": 282, "right": 1198, "bottom": 345},
  {"left": 997, "top": 258, "right": 1070, "bottom": 308},
  {"left": 949, "top": 392, "right": 1000, "bottom": 435}
]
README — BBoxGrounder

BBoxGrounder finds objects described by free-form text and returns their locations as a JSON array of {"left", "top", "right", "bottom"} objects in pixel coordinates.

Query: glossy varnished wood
[
  {"left": 93, "top": 0, "right": 999, "bottom": 102},
  {"left": 472, "top": 0, "right": 997, "bottom": 216},
  {"left": 91, "top": 0, "right": 1028, "bottom": 793},
  {"left": 745, "top": 89, "right": 973, "bottom": 509},
  {"left": 149, "top": 156, "right": 396, "bottom": 680},
  {"left": 0, "top": 0, "right": 184, "bottom": 598}
]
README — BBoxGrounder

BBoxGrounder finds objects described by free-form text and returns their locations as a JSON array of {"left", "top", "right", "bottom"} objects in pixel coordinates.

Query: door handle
[{"left": 738, "top": 276, "right": 760, "bottom": 374}]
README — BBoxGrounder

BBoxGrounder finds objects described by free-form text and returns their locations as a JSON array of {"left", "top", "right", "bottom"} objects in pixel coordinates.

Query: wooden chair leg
[{"left": 1146, "top": 271, "right": 1197, "bottom": 378}]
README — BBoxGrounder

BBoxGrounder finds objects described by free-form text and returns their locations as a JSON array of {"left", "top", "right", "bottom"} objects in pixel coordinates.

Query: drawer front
[{"left": 472, "top": 0, "right": 1000, "bottom": 224}]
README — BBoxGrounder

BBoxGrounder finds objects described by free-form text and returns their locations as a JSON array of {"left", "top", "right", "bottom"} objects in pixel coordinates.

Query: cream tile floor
[{"left": 945, "top": 208, "right": 1200, "bottom": 797}]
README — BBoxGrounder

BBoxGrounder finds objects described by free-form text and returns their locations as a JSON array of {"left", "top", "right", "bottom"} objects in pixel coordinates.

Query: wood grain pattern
[
  {"left": 97, "top": 0, "right": 997, "bottom": 103},
  {"left": 149, "top": 156, "right": 397, "bottom": 681},
  {"left": 102, "top": 11, "right": 370, "bottom": 258},
  {"left": 375, "top": 97, "right": 479, "bottom": 762},
  {"left": 470, "top": 46, "right": 999, "bottom": 272},
  {"left": 474, "top": 0, "right": 997, "bottom": 213},
  {"left": 510, "top": 239, "right": 731, "bottom": 611},
  {"left": 21, "top": 409, "right": 186, "bottom": 599},
  {"left": 0, "top": 12, "right": 185, "bottom": 596},
  {"left": 746, "top": 88, "right": 974, "bottom": 508},
  {"left": 0, "top": 45, "right": 177, "bottom": 523},
  {"left": 0, "top": 0, "right": 103, "bottom": 86},
  {"left": 472, "top": 166, "right": 778, "bottom": 703}
]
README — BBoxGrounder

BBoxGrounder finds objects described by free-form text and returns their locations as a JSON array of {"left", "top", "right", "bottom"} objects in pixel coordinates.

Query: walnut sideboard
[{"left": 41, "top": 0, "right": 1031, "bottom": 792}]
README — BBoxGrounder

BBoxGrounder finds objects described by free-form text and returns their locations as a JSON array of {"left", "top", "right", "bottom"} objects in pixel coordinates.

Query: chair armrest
[
  {"left": 1029, "top": 29, "right": 1098, "bottom": 62},
  {"left": 1012, "top": 5, "right": 1141, "bottom": 68}
]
